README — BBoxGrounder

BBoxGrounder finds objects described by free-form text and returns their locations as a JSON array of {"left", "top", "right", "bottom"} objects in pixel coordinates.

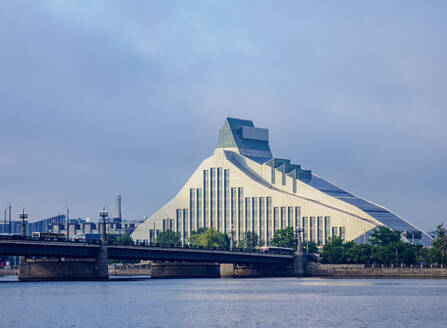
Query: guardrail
[{"left": 0, "top": 235, "right": 295, "bottom": 256}]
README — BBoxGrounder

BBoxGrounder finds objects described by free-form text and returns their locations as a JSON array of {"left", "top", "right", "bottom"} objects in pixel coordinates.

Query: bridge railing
[
  {"left": 0, "top": 235, "right": 101, "bottom": 245},
  {"left": 0, "top": 235, "right": 294, "bottom": 256}
]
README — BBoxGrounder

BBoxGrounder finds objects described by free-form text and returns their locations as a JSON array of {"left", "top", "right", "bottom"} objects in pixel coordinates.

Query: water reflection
[{"left": 0, "top": 276, "right": 446, "bottom": 328}]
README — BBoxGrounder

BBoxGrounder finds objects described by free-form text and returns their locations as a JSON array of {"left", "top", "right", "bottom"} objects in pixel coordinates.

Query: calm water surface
[{"left": 1, "top": 276, "right": 446, "bottom": 328}]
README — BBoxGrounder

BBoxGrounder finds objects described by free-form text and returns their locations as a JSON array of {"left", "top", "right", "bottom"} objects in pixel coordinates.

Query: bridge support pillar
[
  {"left": 96, "top": 246, "right": 109, "bottom": 280},
  {"left": 17, "top": 247, "right": 109, "bottom": 281},
  {"left": 292, "top": 254, "right": 307, "bottom": 277},
  {"left": 150, "top": 262, "right": 220, "bottom": 278},
  {"left": 220, "top": 263, "right": 294, "bottom": 278}
]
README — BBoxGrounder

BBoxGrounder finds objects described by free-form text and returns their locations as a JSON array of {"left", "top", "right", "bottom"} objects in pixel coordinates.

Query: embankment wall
[{"left": 307, "top": 263, "right": 447, "bottom": 278}]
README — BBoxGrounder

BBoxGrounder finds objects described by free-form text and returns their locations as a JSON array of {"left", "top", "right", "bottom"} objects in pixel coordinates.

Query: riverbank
[
  {"left": 307, "top": 263, "right": 447, "bottom": 278},
  {"left": 0, "top": 267, "right": 18, "bottom": 276}
]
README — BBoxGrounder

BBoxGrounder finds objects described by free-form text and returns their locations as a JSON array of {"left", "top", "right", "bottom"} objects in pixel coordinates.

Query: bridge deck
[{"left": 0, "top": 240, "right": 293, "bottom": 265}]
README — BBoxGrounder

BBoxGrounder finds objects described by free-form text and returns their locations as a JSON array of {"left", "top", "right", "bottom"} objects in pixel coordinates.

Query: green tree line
[{"left": 321, "top": 225, "right": 447, "bottom": 265}]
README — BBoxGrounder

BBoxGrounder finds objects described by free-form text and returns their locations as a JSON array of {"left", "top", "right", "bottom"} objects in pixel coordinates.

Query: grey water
[{"left": 1, "top": 276, "right": 447, "bottom": 328}]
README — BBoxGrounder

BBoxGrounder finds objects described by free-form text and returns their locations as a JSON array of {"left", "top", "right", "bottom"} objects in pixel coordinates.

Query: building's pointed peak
[{"left": 216, "top": 117, "right": 273, "bottom": 164}]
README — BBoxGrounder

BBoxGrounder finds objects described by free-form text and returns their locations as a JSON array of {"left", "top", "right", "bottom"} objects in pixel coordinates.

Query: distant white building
[{"left": 131, "top": 118, "right": 432, "bottom": 246}]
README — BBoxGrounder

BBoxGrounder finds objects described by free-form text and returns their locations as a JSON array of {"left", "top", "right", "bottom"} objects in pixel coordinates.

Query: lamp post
[
  {"left": 230, "top": 225, "right": 235, "bottom": 250},
  {"left": 8, "top": 202, "right": 11, "bottom": 235},
  {"left": 295, "top": 227, "right": 304, "bottom": 255},
  {"left": 99, "top": 206, "right": 108, "bottom": 245},
  {"left": 19, "top": 208, "right": 28, "bottom": 237},
  {"left": 66, "top": 207, "right": 70, "bottom": 240},
  {"left": 3, "top": 208, "right": 6, "bottom": 234}
]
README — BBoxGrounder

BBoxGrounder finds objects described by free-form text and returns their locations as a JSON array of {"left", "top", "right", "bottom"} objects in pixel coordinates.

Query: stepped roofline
[{"left": 216, "top": 117, "right": 273, "bottom": 164}]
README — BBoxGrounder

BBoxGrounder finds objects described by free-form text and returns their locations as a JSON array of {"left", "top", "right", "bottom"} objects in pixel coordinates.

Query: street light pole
[
  {"left": 99, "top": 206, "right": 108, "bottom": 245},
  {"left": 295, "top": 228, "right": 303, "bottom": 255},
  {"left": 230, "top": 225, "right": 235, "bottom": 250},
  {"left": 3, "top": 208, "right": 6, "bottom": 233},
  {"left": 19, "top": 208, "right": 28, "bottom": 237},
  {"left": 8, "top": 203, "right": 11, "bottom": 235},
  {"left": 66, "top": 206, "right": 70, "bottom": 240}
]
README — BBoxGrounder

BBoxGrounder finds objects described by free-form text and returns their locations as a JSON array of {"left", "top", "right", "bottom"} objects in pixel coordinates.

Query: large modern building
[{"left": 131, "top": 118, "right": 432, "bottom": 247}]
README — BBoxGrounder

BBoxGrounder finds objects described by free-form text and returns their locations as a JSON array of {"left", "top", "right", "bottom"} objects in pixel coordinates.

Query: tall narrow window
[
  {"left": 245, "top": 197, "right": 251, "bottom": 236},
  {"left": 280, "top": 207, "right": 286, "bottom": 229},
  {"left": 224, "top": 169, "right": 230, "bottom": 234},
  {"left": 318, "top": 216, "right": 324, "bottom": 245},
  {"left": 182, "top": 209, "right": 188, "bottom": 244},
  {"left": 332, "top": 226, "right": 339, "bottom": 237},
  {"left": 252, "top": 197, "right": 258, "bottom": 240},
  {"left": 309, "top": 217, "right": 315, "bottom": 242},
  {"left": 294, "top": 207, "right": 301, "bottom": 230},
  {"left": 197, "top": 189, "right": 202, "bottom": 229},
  {"left": 273, "top": 207, "right": 279, "bottom": 236},
  {"left": 217, "top": 168, "right": 222, "bottom": 232},
  {"left": 324, "top": 216, "right": 331, "bottom": 242},
  {"left": 287, "top": 207, "right": 293, "bottom": 227},
  {"left": 339, "top": 227, "right": 346, "bottom": 241},
  {"left": 302, "top": 217, "right": 308, "bottom": 241},
  {"left": 203, "top": 170, "right": 209, "bottom": 228},
  {"left": 238, "top": 187, "right": 243, "bottom": 241},
  {"left": 190, "top": 189, "right": 195, "bottom": 232},
  {"left": 259, "top": 197, "right": 265, "bottom": 243},
  {"left": 266, "top": 197, "right": 272, "bottom": 242},
  {"left": 176, "top": 209, "right": 181, "bottom": 234},
  {"left": 231, "top": 187, "right": 237, "bottom": 231},
  {"left": 210, "top": 168, "right": 215, "bottom": 229}
]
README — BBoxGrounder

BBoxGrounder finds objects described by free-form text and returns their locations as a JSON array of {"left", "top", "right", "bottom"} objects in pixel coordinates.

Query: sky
[{"left": 0, "top": 1, "right": 446, "bottom": 231}]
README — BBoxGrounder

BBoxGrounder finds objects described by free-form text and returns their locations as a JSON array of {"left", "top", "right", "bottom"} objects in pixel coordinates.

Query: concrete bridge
[{"left": 0, "top": 238, "right": 305, "bottom": 281}]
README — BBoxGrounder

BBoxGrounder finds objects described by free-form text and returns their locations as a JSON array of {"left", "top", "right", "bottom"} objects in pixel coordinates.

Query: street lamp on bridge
[
  {"left": 19, "top": 208, "right": 28, "bottom": 237},
  {"left": 295, "top": 227, "right": 304, "bottom": 255},
  {"left": 230, "top": 225, "right": 235, "bottom": 250},
  {"left": 99, "top": 206, "right": 108, "bottom": 245}
]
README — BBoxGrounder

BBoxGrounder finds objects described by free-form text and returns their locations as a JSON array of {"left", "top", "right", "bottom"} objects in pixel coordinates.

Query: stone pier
[
  {"left": 150, "top": 262, "right": 220, "bottom": 278},
  {"left": 18, "top": 257, "right": 108, "bottom": 281},
  {"left": 220, "top": 255, "right": 307, "bottom": 278}
]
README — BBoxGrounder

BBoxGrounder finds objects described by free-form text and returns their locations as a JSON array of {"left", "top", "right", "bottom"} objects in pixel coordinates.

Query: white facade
[{"left": 131, "top": 118, "right": 432, "bottom": 246}]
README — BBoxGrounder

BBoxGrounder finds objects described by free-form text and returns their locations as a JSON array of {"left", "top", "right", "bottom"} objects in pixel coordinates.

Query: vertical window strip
[
  {"left": 252, "top": 197, "right": 258, "bottom": 241},
  {"left": 266, "top": 197, "right": 272, "bottom": 243},
  {"left": 259, "top": 197, "right": 264, "bottom": 243},
  {"left": 237, "top": 187, "right": 243, "bottom": 241},
  {"left": 324, "top": 216, "right": 331, "bottom": 242},
  {"left": 203, "top": 170, "right": 208, "bottom": 228},
  {"left": 224, "top": 169, "right": 230, "bottom": 234},
  {"left": 217, "top": 168, "right": 222, "bottom": 232}
]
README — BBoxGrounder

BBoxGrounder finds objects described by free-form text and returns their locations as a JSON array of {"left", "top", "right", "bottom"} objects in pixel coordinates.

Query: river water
[{"left": 1, "top": 276, "right": 446, "bottom": 328}]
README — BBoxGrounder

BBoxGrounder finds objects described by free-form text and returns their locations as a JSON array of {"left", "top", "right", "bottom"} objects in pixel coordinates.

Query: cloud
[{"left": 0, "top": 1, "right": 445, "bottom": 230}]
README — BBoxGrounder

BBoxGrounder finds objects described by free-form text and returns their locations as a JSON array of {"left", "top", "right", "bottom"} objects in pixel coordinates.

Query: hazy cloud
[{"left": 0, "top": 1, "right": 445, "bottom": 231}]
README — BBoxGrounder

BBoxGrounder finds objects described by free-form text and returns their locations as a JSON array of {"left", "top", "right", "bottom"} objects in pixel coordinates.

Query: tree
[
  {"left": 345, "top": 244, "right": 373, "bottom": 264},
  {"left": 432, "top": 224, "right": 447, "bottom": 265},
  {"left": 237, "top": 231, "right": 259, "bottom": 249},
  {"left": 303, "top": 241, "right": 319, "bottom": 253},
  {"left": 188, "top": 228, "right": 230, "bottom": 250},
  {"left": 369, "top": 227, "right": 401, "bottom": 247},
  {"left": 321, "top": 237, "right": 348, "bottom": 263},
  {"left": 156, "top": 230, "right": 181, "bottom": 246},
  {"left": 271, "top": 227, "right": 298, "bottom": 250},
  {"left": 107, "top": 233, "right": 134, "bottom": 245}
]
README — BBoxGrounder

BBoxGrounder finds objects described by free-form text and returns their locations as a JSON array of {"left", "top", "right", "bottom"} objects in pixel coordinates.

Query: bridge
[
  {"left": 0, "top": 237, "right": 304, "bottom": 281},
  {"left": 0, "top": 238, "right": 293, "bottom": 264}
]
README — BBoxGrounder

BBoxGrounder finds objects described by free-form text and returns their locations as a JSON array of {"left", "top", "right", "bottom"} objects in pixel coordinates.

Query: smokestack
[{"left": 116, "top": 195, "right": 122, "bottom": 220}]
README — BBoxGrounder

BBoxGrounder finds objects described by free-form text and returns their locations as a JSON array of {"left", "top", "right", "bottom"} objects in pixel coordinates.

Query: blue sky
[{"left": 0, "top": 1, "right": 445, "bottom": 231}]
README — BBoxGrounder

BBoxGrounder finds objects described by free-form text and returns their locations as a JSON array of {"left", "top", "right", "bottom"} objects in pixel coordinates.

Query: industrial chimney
[{"left": 116, "top": 195, "right": 122, "bottom": 221}]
